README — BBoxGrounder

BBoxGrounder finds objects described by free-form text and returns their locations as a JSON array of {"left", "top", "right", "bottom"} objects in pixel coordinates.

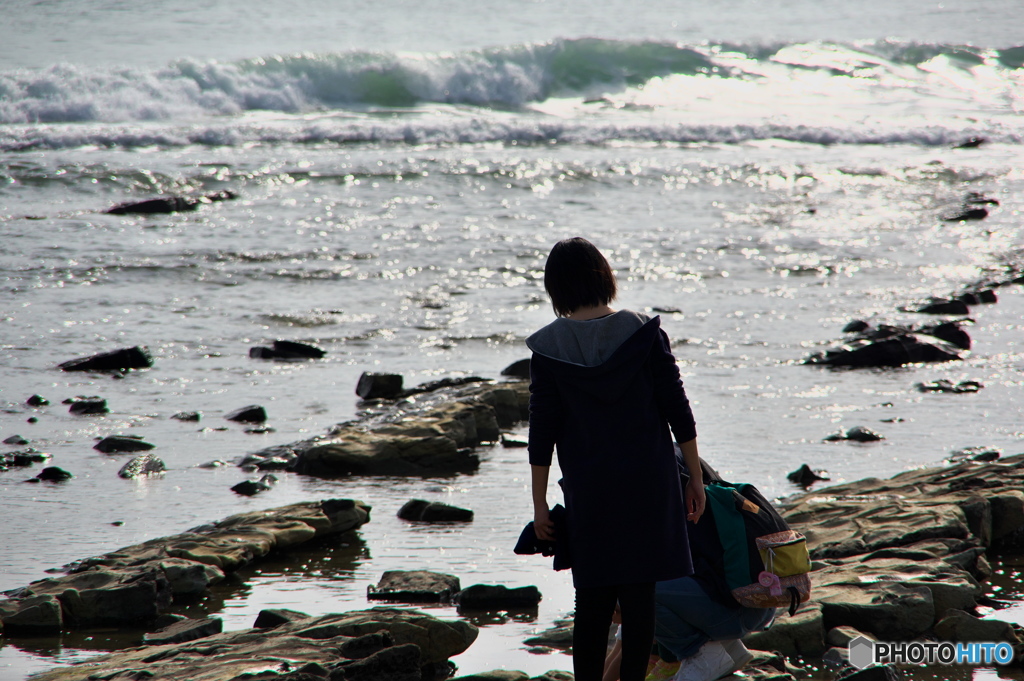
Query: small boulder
[
  {"left": 954, "top": 136, "right": 985, "bottom": 149},
  {"left": 253, "top": 608, "right": 311, "bottom": 629},
  {"left": 501, "top": 436, "right": 528, "bottom": 448},
  {"left": 524, "top": 621, "right": 575, "bottom": 649},
  {"left": 249, "top": 340, "right": 327, "bottom": 360},
  {"left": 3, "top": 434, "right": 29, "bottom": 445},
  {"left": 118, "top": 454, "right": 166, "bottom": 479},
  {"left": 933, "top": 609, "right": 1019, "bottom": 643},
  {"left": 915, "top": 298, "right": 971, "bottom": 314},
  {"left": 171, "top": 411, "right": 202, "bottom": 422},
  {"left": 843, "top": 320, "right": 871, "bottom": 333},
  {"left": 949, "top": 446, "right": 1001, "bottom": 463},
  {"left": 956, "top": 289, "right": 997, "bottom": 305},
  {"left": 26, "top": 394, "right": 50, "bottom": 406},
  {"left": 398, "top": 499, "right": 474, "bottom": 522},
  {"left": 67, "top": 397, "right": 109, "bottom": 415},
  {"left": 367, "top": 570, "right": 461, "bottom": 603},
  {"left": 106, "top": 190, "right": 236, "bottom": 215},
  {"left": 225, "top": 405, "right": 267, "bottom": 423},
  {"left": 36, "top": 466, "right": 73, "bottom": 482},
  {"left": 94, "top": 434, "right": 155, "bottom": 453},
  {"left": 824, "top": 426, "right": 884, "bottom": 443},
  {"left": 142, "top": 616, "right": 222, "bottom": 645},
  {"left": 456, "top": 584, "right": 541, "bottom": 610},
  {"left": 787, "top": 464, "right": 830, "bottom": 487},
  {"left": 501, "top": 359, "right": 531, "bottom": 379},
  {"left": 942, "top": 207, "right": 989, "bottom": 222},
  {"left": 231, "top": 474, "right": 277, "bottom": 496},
  {"left": 356, "top": 372, "right": 404, "bottom": 400},
  {"left": 58, "top": 346, "right": 153, "bottom": 372}
]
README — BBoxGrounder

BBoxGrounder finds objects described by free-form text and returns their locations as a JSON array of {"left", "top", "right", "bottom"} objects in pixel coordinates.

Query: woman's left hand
[{"left": 684, "top": 475, "right": 706, "bottom": 523}]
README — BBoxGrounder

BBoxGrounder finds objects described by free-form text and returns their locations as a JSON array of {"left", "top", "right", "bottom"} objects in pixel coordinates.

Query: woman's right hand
[{"left": 534, "top": 506, "right": 556, "bottom": 541}]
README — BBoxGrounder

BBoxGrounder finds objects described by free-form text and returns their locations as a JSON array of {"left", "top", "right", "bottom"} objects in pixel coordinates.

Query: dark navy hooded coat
[{"left": 527, "top": 312, "right": 696, "bottom": 588}]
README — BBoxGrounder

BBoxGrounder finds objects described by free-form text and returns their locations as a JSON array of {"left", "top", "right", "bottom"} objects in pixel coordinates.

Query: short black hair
[{"left": 543, "top": 237, "right": 618, "bottom": 317}]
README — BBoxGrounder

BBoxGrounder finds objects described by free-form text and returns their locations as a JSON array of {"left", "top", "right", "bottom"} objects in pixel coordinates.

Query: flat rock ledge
[
  {"left": 742, "top": 452, "right": 1024, "bottom": 676},
  {"left": 25, "top": 607, "right": 477, "bottom": 681},
  {"left": 249, "top": 379, "right": 530, "bottom": 477},
  {"left": 0, "top": 499, "right": 370, "bottom": 635}
]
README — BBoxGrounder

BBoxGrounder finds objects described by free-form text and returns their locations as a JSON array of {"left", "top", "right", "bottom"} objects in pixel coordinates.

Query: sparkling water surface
[{"left": 2, "top": 1, "right": 1024, "bottom": 679}]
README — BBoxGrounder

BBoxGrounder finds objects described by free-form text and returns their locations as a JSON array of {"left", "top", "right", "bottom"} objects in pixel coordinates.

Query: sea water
[{"left": 2, "top": 1, "right": 1024, "bottom": 679}]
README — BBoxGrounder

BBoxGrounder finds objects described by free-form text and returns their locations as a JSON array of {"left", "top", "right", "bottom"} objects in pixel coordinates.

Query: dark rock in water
[
  {"left": 923, "top": 320, "right": 972, "bottom": 350},
  {"left": 842, "top": 320, "right": 870, "bottom": 334},
  {"left": 244, "top": 426, "right": 276, "bottom": 435},
  {"left": 825, "top": 427, "right": 884, "bottom": 443},
  {"left": 118, "top": 454, "right": 166, "bottom": 479},
  {"left": 916, "top": 379, "right": 983, "bottom": 394},
  {"left": 501, "top": 358, "right": 531, "bottom": 379},
  {"left": 253, "top": 608, "right": 311, "bottom": 629},
  {"left": 8, "top": 449, "right": 50, "bottom": 466},
  {"left": 196, "top": 459, "right": 229, "bottom": 469},
  {"left": 943, "top": 207, "right": 989, "bottom": 222},
  {"left": 3, "top": 434, "right": 29, "bottom": 445},
  {"left": 67, "top": 397, "right": 109, "bottom": 415},
  {"left": 788, "top": 464, "right": 830, "bottom": 487},
  {"left": 250, "top": 340, "right": 327, "bottom": 360},
  {"left": 26, "top": 394, "right": 50, "bottom": 406},
  {"left": 225, "top": 404, "right": 267, "bottom": 423},
  {"left": 94, "top": 434, "right": 155, "bottom": 453},
  {"left": 400, "top": 376, "right": 489, "bottom": 398},
  {"left": 356, "top": 372, "right": 404, "bottom": 400},
  {"left": 27, "top": 417, "right": 38, "bottom": 423},
  {"left": 915, "top": 298, "right": 971, "bottom": 315},
  {"left": 59, "top": 346, "right": 153, "bottom": 372},
  {"left": 171, "top": 411, "right": 201, "bottom": 422},
  {"left": 367, "top": 570, "right": 461, "bottom": 603},
  {"left": 949, "top": 446, "right": 1001, "bottom": 463},
  {"left": 651, "top": 306, "right": 682, "bottom": 314},
  {"left": 253, "top": 455, "right": 293, "bottom": 470},
  {"left": 965, "top": 191, "right": 999, "bottom": 206},
  {"left": 956, "top": 289, "right": 997, "bottom": 305},
  {"left": 397, "top": 499, "right": 474, "bottom": 522},
  {"left": 231, "top": 474, "right": 277, "bottom": 496},
  {"left": 954, "top": 137, "right": 985, "bottom": 149},
  {"left": 105, "top": 190, "right": 236, "bottom": 215},
  {"left": 501, "top": 435, "right": 528, "bottom": 448},
  {"left": 142, "top": 616, "right": 222, "bottom": 645},
  {"left": 456, "top": 584, "right": 541, "bottom": 610},
  {"left": 805, "top": 334, "right": 965, "bottom": 367},
  {"left": 36, "top": 466, "right": 72, "bottom": 482}
]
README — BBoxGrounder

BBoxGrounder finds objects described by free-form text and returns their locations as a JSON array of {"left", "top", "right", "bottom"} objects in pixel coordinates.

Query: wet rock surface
[
  {"left": 397, "top": 499, "right": 474, "bottom": 522},
  {"left": 367, "top": 570, "right": 462, "bottom": 603},
  {"left": 255, "top": 379, "right": 530, "bottom": 477},
  {"left": 58, "top": 346, "right": 153, "bottom": 373},
  {"left": 0, "top": 499, "right": 370, "bottom": 634},
  {"left": 24, "top": 607, "right": 475, "bottom": 681}
]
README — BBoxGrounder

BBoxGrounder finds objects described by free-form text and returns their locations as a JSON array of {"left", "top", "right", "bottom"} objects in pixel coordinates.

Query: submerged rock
[
  {"left": 824, "top": 426, "right": 884, "bottom": 443},
  {"left": 94, "top": 434, "right": 155, "bottom": 453},
  {"left": 35, "top": 466, "right": 73, "bottom": 482},
  {"left": 171, "top": 411, "right": 202, "bottom": 422},
  {"left": 916, "top": 379, "right": 983, "bottom": 394},
  {"left": 59, "top": 346, "right": 153, "bottom": 372},
  {"left": 456, "top": 584, "right": 541, "bottom": 610},
  {"left": 106, "top": 190, "right": 236, "bottom": 215},
  {"left": 26, "top": 394, "right": 50, "bottom": 406},
  {"left": 249, "top": 339, "right": 327, "bottom": 360},
  {"left": 67, "top": 397, "right": 109, "bottom": 415},
  {"left": 787, "top": 464, "right": 830, "bottom": 487},
  {"left": 231, "top": 473, "right": 277, "bottom": 496},
  {"left": 397, "top": 499, "right": 474, "bottom": 522}
]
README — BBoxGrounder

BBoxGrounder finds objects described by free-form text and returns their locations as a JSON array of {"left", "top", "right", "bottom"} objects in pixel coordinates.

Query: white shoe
[
  {"left": 672, "top": 640, "right": 735, "bottom": 681},
  {"left": 721, "top": 639, "right": 753, "bottom": 671}
]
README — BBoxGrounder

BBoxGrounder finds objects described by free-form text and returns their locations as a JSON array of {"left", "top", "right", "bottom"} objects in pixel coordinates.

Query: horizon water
[{"left": 2, "top": 1, "right": 1024, "bottom": 679}]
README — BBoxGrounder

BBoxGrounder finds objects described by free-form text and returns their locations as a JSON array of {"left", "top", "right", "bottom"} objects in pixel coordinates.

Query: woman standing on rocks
[{"left": 528, "top": 237, "right": 706, "bottom": 681}]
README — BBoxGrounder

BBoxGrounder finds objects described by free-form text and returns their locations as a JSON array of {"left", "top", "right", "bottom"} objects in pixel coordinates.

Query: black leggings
[{"left": 573, "top": 581, "right": 656, "bottom": 681}]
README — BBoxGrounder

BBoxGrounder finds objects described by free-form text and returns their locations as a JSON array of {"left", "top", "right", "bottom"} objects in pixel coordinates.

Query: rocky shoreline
[{"left": 4, "top": 347, "right": 1024, "bottom": 679}]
